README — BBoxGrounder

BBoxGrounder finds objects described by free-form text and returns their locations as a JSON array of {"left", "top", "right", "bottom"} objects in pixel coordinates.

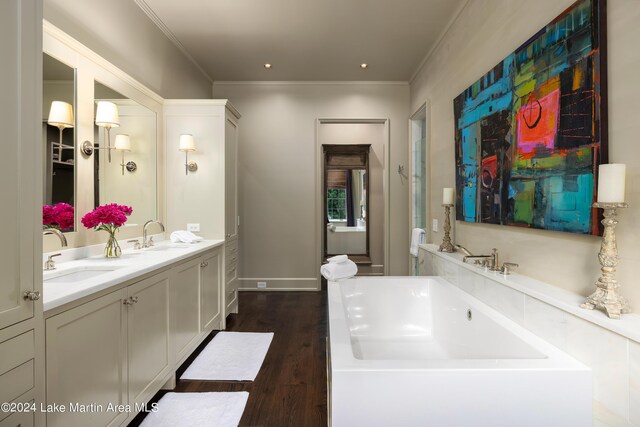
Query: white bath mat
[
  {"left": 181, "top": 332, "right": 274, "bottom": 381},
  {"left": 140, "top": 392, "right": 248, "bottom": 427}
]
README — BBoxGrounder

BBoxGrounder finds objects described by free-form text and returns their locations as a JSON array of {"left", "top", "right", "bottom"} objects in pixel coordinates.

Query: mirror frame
[
  {"left": 43, "top": 21, "right": 164, "bottom": 251},
  {"left": 322, "top": 144, "right": 371, "bottom": 262}
]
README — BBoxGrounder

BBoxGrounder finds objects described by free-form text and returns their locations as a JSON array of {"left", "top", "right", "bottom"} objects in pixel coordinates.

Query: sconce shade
[
  {"left": 48, "top": 101, "right": 74, "bottom": 128},
  {"left": 95, "top": 101, "right": 120, "bottom": 128},
  {"left": 179, "top": 134, "right": 196, "bottom": 152},
  {"left": 114, "top": 134, "right": 131, "bottom": 150}
]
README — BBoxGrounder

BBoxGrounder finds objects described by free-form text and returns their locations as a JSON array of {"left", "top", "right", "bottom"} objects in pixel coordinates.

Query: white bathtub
[{"left": 328, "top": 276, "right": 591, "bottom": 427}]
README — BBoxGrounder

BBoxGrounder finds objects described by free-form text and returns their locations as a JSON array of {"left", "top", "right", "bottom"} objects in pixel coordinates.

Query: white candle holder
[
  {"left": 438, "top": 204, "right": 455, "bottom": 253},
  {"left": 580, "top": 202, "right": 630, "bottom": 319}
]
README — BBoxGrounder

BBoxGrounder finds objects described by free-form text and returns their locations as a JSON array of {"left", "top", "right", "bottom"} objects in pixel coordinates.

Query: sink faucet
[
  {"left": 43, "top": 228, "right": 68, "bottom": 247},
  {"left": 463, "top": 248, "right": 499, "bottom": 271},
  {"left": 143, "top": 220, "right": 165, "bottom": 248},
  {"left": 454, "top": 245, "right": 473, "bottom": 257}
]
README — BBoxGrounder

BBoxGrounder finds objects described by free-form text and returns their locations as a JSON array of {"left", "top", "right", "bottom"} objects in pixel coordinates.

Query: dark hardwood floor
[{"left": 129, "top": 289, "right": 328, "bottom": 427}]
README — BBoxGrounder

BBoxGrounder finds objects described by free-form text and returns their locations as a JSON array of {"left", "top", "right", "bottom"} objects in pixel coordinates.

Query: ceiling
[{"left": 136, "top": 0, "right": 466, "bottom": 82}]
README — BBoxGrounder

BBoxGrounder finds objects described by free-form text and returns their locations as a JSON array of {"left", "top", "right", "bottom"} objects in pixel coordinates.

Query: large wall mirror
[
  {"left": 93, "top": 81, "right": 157, "bottom": 226},
  {"left": 323, "top": 145, "right": 370, "bottom": 262},
  {"left": 43, "top": 53, "right": 76, "bottom": 232}
]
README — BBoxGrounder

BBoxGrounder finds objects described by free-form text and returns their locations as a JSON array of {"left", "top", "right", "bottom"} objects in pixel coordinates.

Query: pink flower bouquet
[
  {"left": 43, "top": 203, "right": 75, "bottom": 231},
  {"left": 81, "top": 204, "right": 133, "bottom": 257}
]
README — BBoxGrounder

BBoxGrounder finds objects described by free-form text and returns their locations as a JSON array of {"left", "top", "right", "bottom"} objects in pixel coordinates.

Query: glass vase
[{"left": 105, "top": 230, "right": 122, "bottom": 258}]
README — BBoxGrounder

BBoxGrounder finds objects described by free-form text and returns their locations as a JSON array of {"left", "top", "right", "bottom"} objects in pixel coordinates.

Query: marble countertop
[{"left": 43, "top": 239, "right": 224, "bottom": 313}]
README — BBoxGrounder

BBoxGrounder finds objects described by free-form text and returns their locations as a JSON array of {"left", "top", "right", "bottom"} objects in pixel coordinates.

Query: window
[{"left": 327, "top": 188, "right": 347, "bottom": 221}]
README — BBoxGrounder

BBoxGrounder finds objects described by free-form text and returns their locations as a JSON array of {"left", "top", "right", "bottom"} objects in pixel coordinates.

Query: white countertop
[
  {"left": 420, "top": 243, "right": 640, "bottom": 344},
  {"left": 43, "top": 239, "right": 224, "bottom": 313}
]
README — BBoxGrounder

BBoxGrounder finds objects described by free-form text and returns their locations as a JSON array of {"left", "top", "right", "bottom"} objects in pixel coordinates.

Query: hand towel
[
  {"left": 327, "top": 254, "right": 348, "bottom": 264},
  {"left": 410, "top": 228, "right": 426, "bottom": 257},
  {"left": 170, "top": 230, "right": 204, "bottom": 244},
  {"left": 321, "top": 260, "right": 358, "bottom": 281}
]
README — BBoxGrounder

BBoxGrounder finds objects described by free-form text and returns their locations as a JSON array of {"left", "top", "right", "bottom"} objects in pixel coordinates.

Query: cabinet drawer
[
  {"left": 0, "top": 331, "right": 34, "bottom": 405},
  {"left": 225, "top": 261, "right": 237, "bottom": 283},
  {"left": 225, "top": 287, "right": 237, "bottom": 307},
  {"left": 225, "top": 238, "right": 238, "bottom": 259},
  {"left": 0, "top": 401, "right": 34, "bottom": 427},
  {"left": 0, "top": 360, "right": 34, "bottom": 406}
]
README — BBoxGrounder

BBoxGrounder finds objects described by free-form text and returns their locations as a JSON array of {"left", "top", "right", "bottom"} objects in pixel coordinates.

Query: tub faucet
[
  {"left": 143, "top": 220, "right": 165, "bottom": 248},
  {"left": 463, "top": 248, "right": 499, "bottom": 270},
  {"left": 43, "top": 228, "right": 68, "bottom": 247},
  {"left": 454, "top": 245, "right": 473, "bottom": 257}
]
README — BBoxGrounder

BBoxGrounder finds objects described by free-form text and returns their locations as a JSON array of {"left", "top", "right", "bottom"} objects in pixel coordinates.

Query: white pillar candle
[
  {"left": 443, "top": 188, "right": 455, "bottom": 205},
  {"left": 597, "top": 164, "right": 626, "bottom": 203}
]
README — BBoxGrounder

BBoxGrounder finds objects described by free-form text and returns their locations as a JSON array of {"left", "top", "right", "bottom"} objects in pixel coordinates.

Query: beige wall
[
  {"left": 410, "top": 0, "right": 640, "bottom": 309},
  {"left": 212, "top": 82, "right": 410, "bottom": 290},
  {"left": 44, "top": 0, "right": 212, "bottom": 99}
]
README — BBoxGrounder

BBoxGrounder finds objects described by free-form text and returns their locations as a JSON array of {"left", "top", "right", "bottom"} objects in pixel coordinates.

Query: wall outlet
[
  {"left": 432, "top": 219, "right": 438, "bottom": 233},
  {"left": 257, "top": 281, "right": 267, "bottom": 289},
  {"left": 187, "top": 223, "right": 200, "bottom": 232}
]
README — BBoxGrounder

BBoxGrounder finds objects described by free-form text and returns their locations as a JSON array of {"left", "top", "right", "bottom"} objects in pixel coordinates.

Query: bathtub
[{"left": 328, "top": 276, "right": 591, "bottom": 427}]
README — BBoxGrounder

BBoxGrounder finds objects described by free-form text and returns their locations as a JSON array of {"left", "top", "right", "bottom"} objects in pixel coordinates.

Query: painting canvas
[{"left": 453, "top": 0, "right": 607, "bottom": 235}]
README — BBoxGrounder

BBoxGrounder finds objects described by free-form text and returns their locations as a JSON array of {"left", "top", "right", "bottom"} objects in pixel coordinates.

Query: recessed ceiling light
[
  {"left": 360, "top": 63, "right": 368, "bottom": 69},
  {"left": 263, "top": 63, "right": 272, "bottom": 69}
]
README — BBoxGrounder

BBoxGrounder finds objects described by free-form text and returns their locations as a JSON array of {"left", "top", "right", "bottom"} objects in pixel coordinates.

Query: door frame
[{"left": 315, "top": 118, "right": 390, "bottom": 284}]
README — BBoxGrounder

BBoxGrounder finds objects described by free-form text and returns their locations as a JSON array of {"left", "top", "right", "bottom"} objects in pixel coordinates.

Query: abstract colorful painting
[{"left": 453, "top": 0, "right": 607, "bottom": 235}]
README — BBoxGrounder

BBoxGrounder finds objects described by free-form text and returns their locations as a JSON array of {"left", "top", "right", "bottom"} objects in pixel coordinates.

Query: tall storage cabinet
[
  {"left": 164, "top": 100, "right": 241, "bottom": 326},
  {"left": 0, "top": 1, "right": 45, "bottom": 426}
]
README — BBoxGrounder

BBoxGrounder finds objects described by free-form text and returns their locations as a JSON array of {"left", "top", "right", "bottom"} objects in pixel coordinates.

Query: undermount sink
[{"left": 44, "top": 266, "right": 123, "bottom": 283}]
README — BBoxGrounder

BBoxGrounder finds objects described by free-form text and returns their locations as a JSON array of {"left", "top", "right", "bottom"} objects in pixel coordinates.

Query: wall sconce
[
  {"left": 96, "top": 101, "right": 120, "bottom": 163},
  {"left": 47, "top": 101, "right": 74, "bottom": 161},
  {"left": 179, "top": 134, "right": 197, "bottom": 175},
  {"left": 114, "top": 134, "right": 134, "bottom": 175}
]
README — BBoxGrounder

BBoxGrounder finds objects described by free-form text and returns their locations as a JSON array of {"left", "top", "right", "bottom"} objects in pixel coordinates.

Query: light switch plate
[
  {"left": 257, "top": 281, "right": 267, "bottom": 288},
  {"left": 432, "top": 219, "right": 438, "bottom": 233},
  {"left": 187, "top": 223, "right": 200, "bottom": 232}
]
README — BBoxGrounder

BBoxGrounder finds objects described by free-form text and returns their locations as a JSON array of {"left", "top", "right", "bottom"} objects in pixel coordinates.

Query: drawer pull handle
[
  {"left": 23, "top": 290, "right": 41, "bottom": 301},
  {"left": 225, "top": 234, "right": 231, "bottom": 238},
  {"left": 228, "top": 290, "right": 236, "bottom": 295},
  {"left": 123, "top": 296, "right": 139, "bottom": 305},
  {"left": 200, "top": 261, "right": 209, "bottom": 268}
]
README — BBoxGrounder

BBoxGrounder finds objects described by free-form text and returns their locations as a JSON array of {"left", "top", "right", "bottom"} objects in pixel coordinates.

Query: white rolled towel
[
  {"left": 327, "top": 254, "right": 348, "bottom": 264},
  {"left": 170, "top": 230, "right": 203, "bottom": 243},
  {"left": 321, "top": 260, "right": 358, "bottom": 281},
  {"left": 410, "top": 228, "right": 426, "bottom": 257}
]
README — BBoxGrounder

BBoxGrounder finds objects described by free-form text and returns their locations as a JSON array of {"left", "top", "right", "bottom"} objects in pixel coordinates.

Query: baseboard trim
[{"left": 239, "top": 277, "right": 319, "bottom": 291}]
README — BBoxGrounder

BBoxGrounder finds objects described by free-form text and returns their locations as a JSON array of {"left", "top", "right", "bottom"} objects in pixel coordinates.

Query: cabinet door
[
  {"left": 224, "top": 115, "right": 239, "bottom": 239},
  {"left": 201, "top": 250, "right": 222, "bottom": 333},
  {"left": 46, "top": 290, "right": 128, "bottom": 427},
  {"left": 0, "top": 0, "right": 41, "bottom": 330},
  {"left": 127, "top": 272, "right": 171, "bottom": 407},
  {"left": 172, "top": 258, "right": 201, "bottom": 364}
]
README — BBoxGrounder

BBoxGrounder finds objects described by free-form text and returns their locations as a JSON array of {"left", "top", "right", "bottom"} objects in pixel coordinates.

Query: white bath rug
[
  {"left": 139, "top": 392, "right": 248, "bottom": 427},
  {"left": 181, "top": 332, "right": 274, "bottom": 381}
]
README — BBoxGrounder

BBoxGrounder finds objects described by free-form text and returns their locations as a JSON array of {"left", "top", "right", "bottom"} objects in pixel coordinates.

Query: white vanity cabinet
[
  {"left": 45, "top": 245, "right": 224, "bottom": 426},
  {"left": 45, "top": 289, "right": 128, "bottom": 427},
  {"left": 171, "top": 246, "right": 223, "bottom": 366},
  {"left": 126, "top": 272, "right": 171, "bottom": 408},
  {"left": 0, "top": 1, "right": 44, "bottom": 425}
]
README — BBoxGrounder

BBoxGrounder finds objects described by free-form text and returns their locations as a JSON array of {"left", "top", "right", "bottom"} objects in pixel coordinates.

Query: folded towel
[
  {"left": 327, "top": 254, "right": 348, "bottom": 264},
  {"left": 410, "top": 228, "right": 426, "bottom": 257},
  {"left": 321, "top": 260, "right": 358, "bottom": 281},
  {"left": 170, "top": 230, "right": 204, "bottom": 244}
]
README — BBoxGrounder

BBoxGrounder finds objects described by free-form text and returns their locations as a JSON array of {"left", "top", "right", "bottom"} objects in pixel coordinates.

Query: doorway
[
  {"left": 410, "top": 104, "right": 428, "bottom": 275},
  {"left": 316, "top": 119, "right": 389, "bottom": 277}
]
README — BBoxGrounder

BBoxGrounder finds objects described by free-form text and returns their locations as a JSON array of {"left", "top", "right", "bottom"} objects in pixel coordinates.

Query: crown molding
[{"left": 213, "top": 81, "right": 409, "bottom": 86}]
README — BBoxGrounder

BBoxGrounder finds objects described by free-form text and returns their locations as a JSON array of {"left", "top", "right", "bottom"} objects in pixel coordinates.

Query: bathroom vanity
[{"left": 43, "top": 240, "right": 224, "bottom": 427}]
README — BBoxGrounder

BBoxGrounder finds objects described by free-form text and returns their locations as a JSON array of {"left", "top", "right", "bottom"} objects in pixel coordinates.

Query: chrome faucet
[
  {"left": 464, "top": 248, "right": 499, "bottom": 270},
  {"left": 43, "top": 228, "right": 68, "bottom": 247},
  {"left": 142, "top": 220, "right": 165, "bottom": 248}
]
